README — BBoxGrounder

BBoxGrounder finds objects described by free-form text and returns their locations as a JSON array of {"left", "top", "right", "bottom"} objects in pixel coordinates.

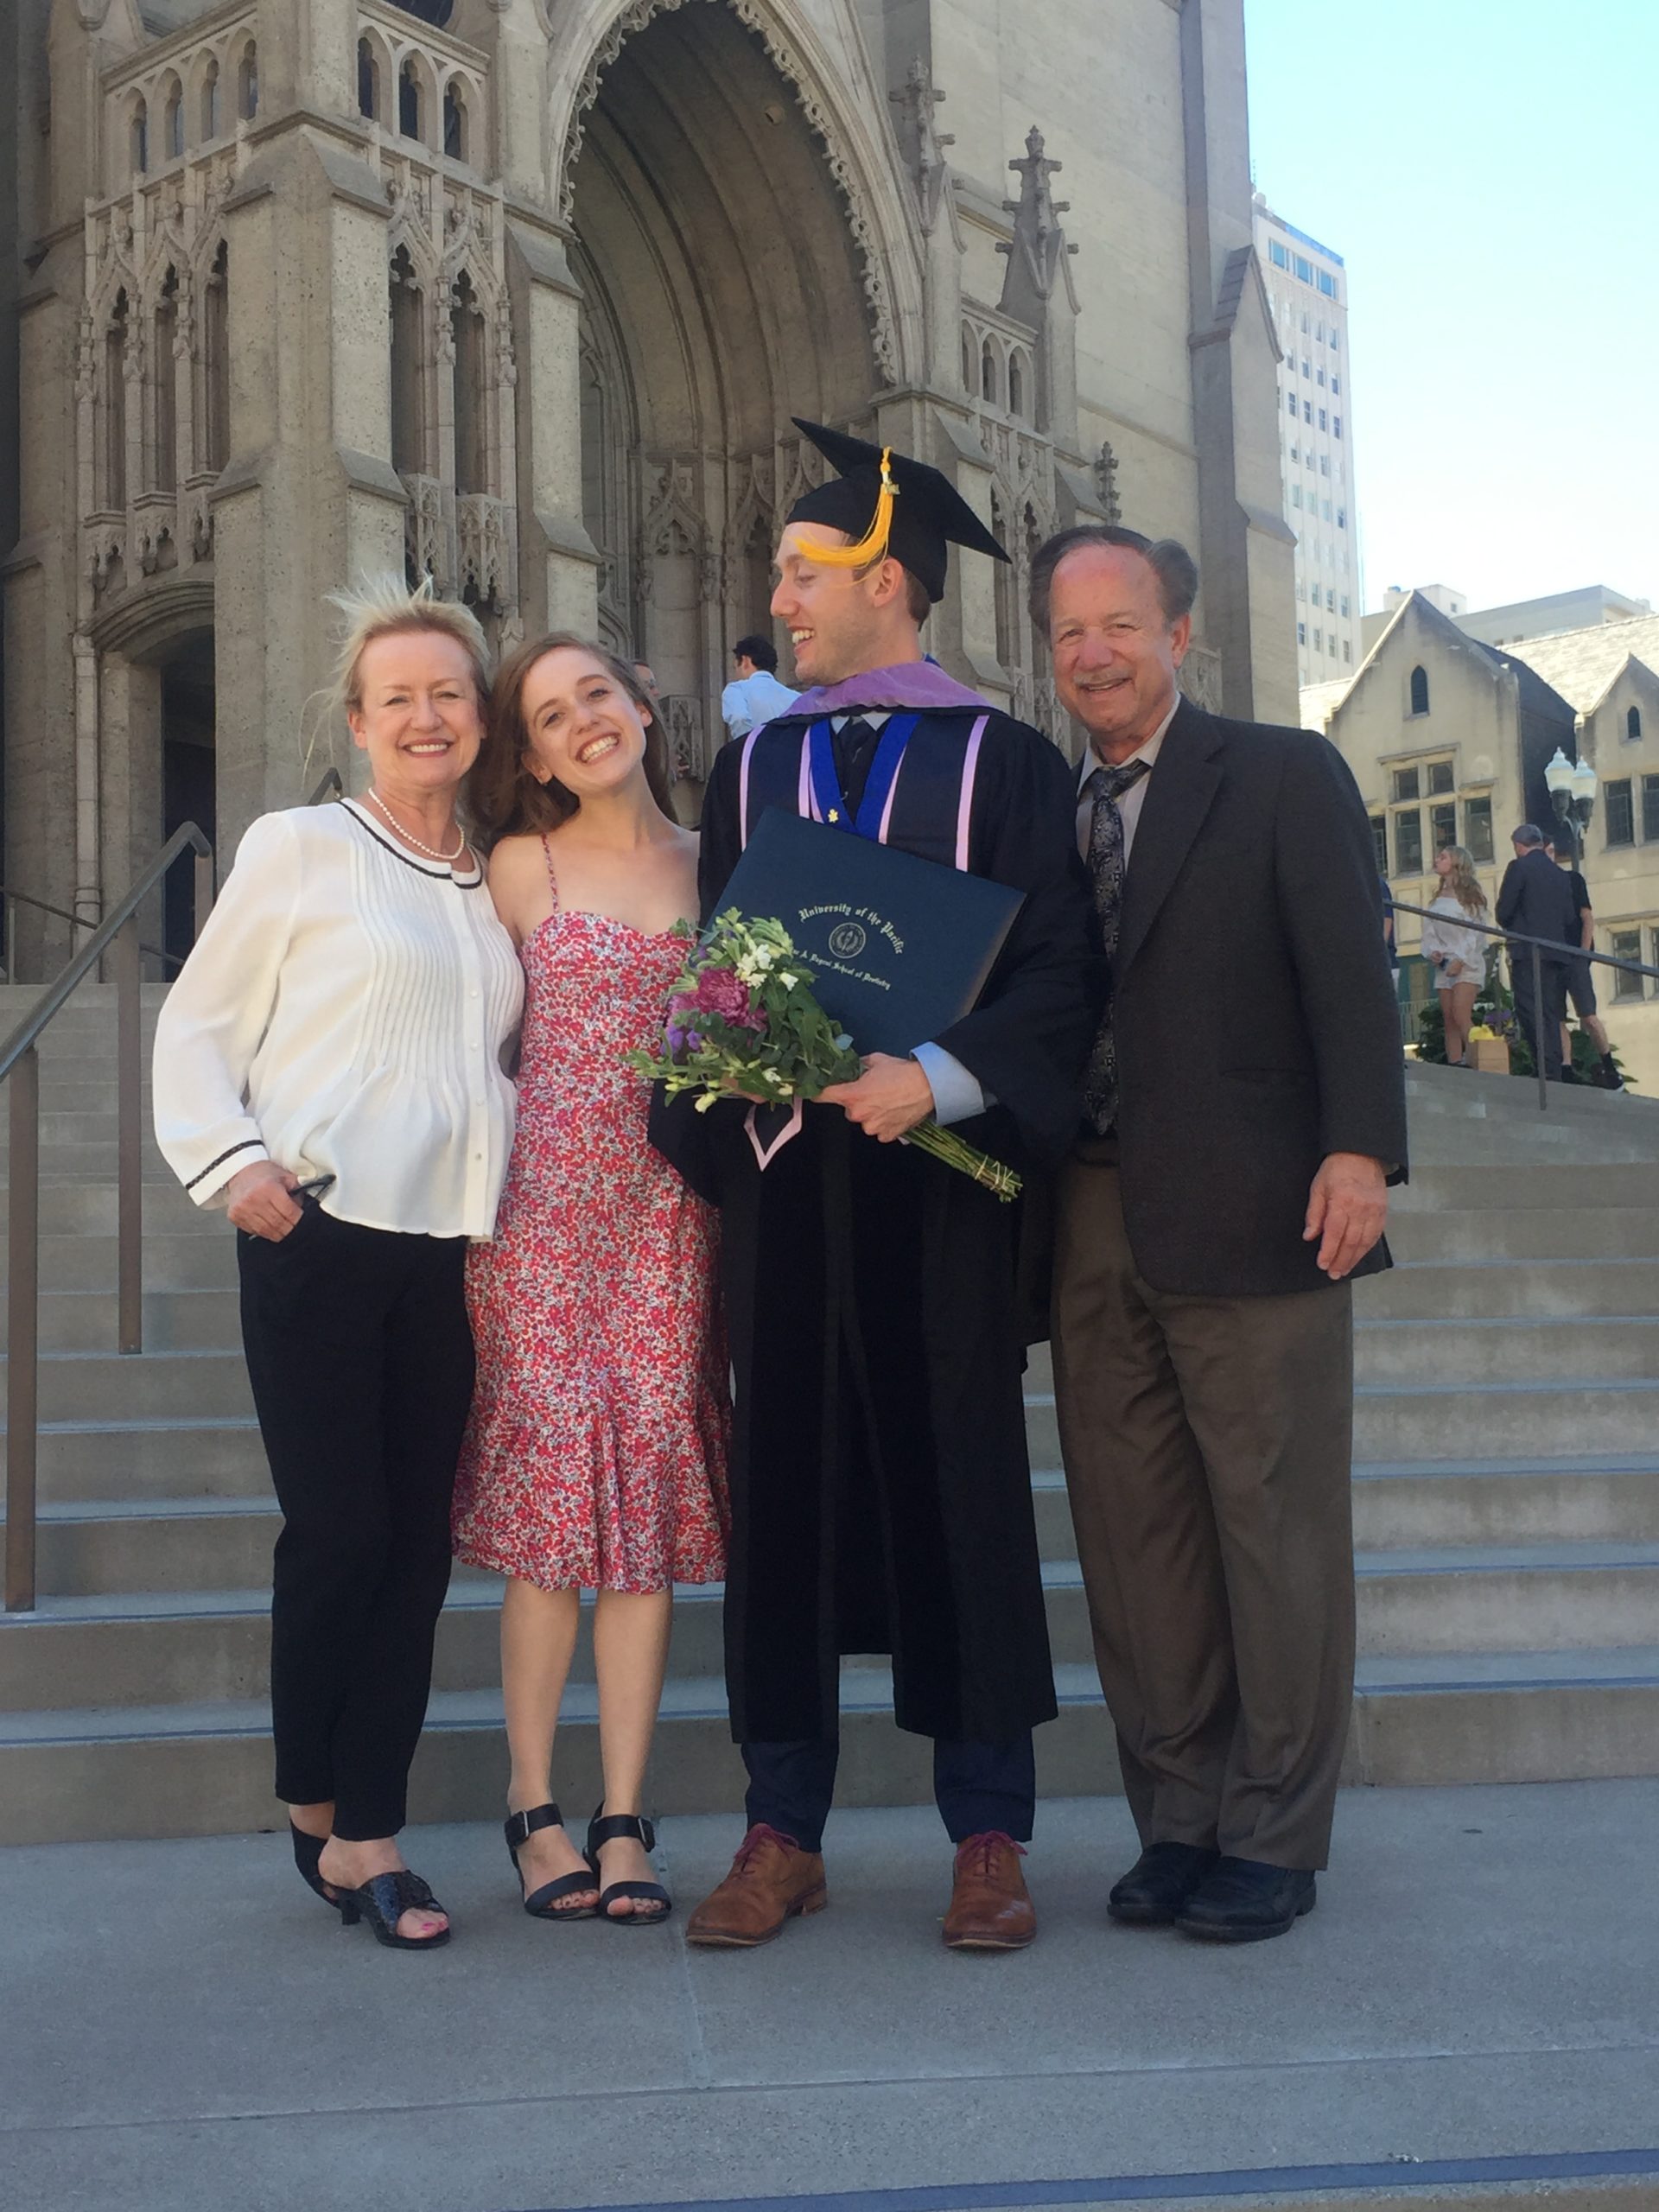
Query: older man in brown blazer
[{"left": 1033, "top": 524, "right": 1407, "bottom": 1943}]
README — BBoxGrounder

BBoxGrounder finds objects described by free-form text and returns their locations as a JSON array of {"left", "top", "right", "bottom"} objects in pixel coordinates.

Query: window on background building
[
  {"left": 358, "top": 38, "right": 379, "bottom": 118},
  {"left": 1334, "top": 416, "right": 1344, "bottom": 438},
  {"left": 1301, "top": 311, "right": 1310, "bottom": 332},
  {"left": 1298, "top": 621, "right": 1306, "bottom": 645},
  {"left": 1292, "top": 485, "right": 1302, "bottom": 507},
  {"left": 238, "top": 41, "right": 258, "bottom": 120},
  {"left": 1331, "top": 330, "right": 1340, "bottom": 353},
  {"left": 1287, "top": 392, "right": 1297, "bottom": 416},
  {"left": 1338, "top": 507, "right": 1347, "bottom": 528},
  {"left": 1611, "top": 929, "right": 1644, "bottom": 998},
  {"left": 443, "top": 81, "right": 467, "bottom": 161},
  {"left": 1394, "top": 766, "right": 1421, "bottom": 803},
  {"left": 1290, "top": 442, "right": 1300, "bottom": 461},
  {"left": 1295, "top": 255, "right": 1313, "bottom": 282},
  {"left": 1431, "top": 801, "right": 1457, "bottom": 852},
  {"left": 163, "top": 80, "right": 183, "bottom": 159},
  {"left": 1409, "top": 665, "right": 1429, "bottom": 715},
  {"left": 1317, "top": 369, "right": 1326, "bottom": 387},
  {"left": 130, "top": 97, "right": 148, "bottom": 174},
  {"left": 1323, "top": 499, "right": 1332, "bottom": 521},
  {"left": 1370, "top": 815, "right": 1388, "bottom": 872},
  {"left": 1319, "top": 270, "right": 1338, "bottom": 298},
  {"left": 1630, "top": 706, "right": 1644, "bottom": 742},
  {"left": 1313, "top": 627, "right": 1322, "bottom": 650},
  {"left": 1427, "top": 760, "right": 1454, "bottom": 794},
  {"left": 1642, "top": 774, "right": 1659, "bottom": 841},
  {"left": 1304, "top": 401, "right": 1313, "bottom": 423},
  {"left": 1319, "top": 409, "right": 1328, "bottom": 431},
  {"left": 1326, "top": 588, "right": 1336, "bottom": 611},
  {"left": 1340, "top": 595, "right": 1351, "bottom": 617},
  {"left": 1332, "top": 375, "right": 1341, "bottom": 395},
  {"left": 1269, "top": 239, "right": 1289, "bottom": 269},
  {"left": 399, "top": 59, "right": 423, "bottom": 139},
  {"left": 1395, "top": 809, "right": 1423, "bottom": 874},
  {"left": 1343, "top": 639, "right": 1352, "bottom": 664},
  {"left": 1296, "top": 581, "right": 1306, "bottom": 601},
  {"left": 1465, "top": 796, "right": 1494, "bottom": 862},
  {"left": 1605, "top": 779, "right": 1635, "bottom": 845},
  {"left": 1320, "top": 455, "right": 1330, "bottom": 476},
  {"left": 200, "top": 59, "right": 220, "bottom": 138},
  {"left": 1328, "top": 634, "right": 1338, "bottom": 657}
]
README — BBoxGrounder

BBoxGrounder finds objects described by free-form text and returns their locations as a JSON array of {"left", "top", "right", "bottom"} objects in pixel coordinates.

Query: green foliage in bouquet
[{"left": 629, "top": 910, "right": 1022, "bottom": 1198}]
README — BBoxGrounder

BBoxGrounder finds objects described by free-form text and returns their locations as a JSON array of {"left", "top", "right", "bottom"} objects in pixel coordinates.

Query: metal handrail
[
  {"left": 1, "top": 881, "right": 186, "bottom": 978},
  {"left": 2, "top": 823, "right": 214, "bottom": 1612},
  {"left": 306, "top": 767, "right": 344, "bottom": 804},
  {"left": 1389, "top": 896, "right": 1659, "bottom": 1113}
]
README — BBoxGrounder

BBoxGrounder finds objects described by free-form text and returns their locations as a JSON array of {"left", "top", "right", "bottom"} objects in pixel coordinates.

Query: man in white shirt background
[{"left": 721, "top": 634, "right": 800, "bottom": 740}]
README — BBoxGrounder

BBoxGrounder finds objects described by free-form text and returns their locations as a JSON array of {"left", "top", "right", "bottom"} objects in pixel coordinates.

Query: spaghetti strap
[{"left": 539, "top": 834, "right": 561, "bottom": 912}]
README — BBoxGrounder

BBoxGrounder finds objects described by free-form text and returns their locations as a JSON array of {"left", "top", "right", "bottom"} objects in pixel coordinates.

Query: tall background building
[
  {"left": 3, "top": 0, "right": 1294, "bottom": 981},
  {"left": 1253, "top": 193, "right": 1363, "bottom": 691}
]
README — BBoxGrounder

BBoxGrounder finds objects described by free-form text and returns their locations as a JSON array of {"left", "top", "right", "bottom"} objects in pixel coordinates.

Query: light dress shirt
[
  {"left": 825, "top": 709, "right": 983, "bottom": 1127},
  {"left": 1073, "top": 693, "right": 1182, "bottom": 868},
  {"left": 152, "top": 799, "right": 524, "bottom": 1238},
  {"left": 721, "top": 668, "right": 801, "bottom": 739}
]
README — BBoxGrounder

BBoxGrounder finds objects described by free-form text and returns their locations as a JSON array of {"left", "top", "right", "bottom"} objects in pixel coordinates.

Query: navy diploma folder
[{"left": 714, "top": 809, "right": 1025, "bottom": 1057}]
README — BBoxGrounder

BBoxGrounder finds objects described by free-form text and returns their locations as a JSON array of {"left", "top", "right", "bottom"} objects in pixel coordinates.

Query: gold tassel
[{"left": 811, "top": 447, "right": 899, "bottom": 571}]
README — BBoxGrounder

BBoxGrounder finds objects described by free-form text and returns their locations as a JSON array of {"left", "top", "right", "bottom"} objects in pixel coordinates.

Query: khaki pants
[{"left": 1052, "top": 1157, "right": 1356, "bottom": 1870}]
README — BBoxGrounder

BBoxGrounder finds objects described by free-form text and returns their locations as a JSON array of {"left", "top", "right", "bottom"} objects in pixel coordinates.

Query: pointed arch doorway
[{"left": 569, "top": 0, "right": 881, "bottom": 807}]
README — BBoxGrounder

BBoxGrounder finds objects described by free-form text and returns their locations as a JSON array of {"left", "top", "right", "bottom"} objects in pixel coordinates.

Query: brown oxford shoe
[
  {"left": 684, "top": 1823, "right": 828, "bottom": 1948},
  {"left": 942, "top": 1831, "right": 1035, "bottom": 1952}
]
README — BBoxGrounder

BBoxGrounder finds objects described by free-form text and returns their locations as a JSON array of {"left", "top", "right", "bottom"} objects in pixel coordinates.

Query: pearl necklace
[{"left": 365, "top": 786, "right": 467, "bottom": 864}]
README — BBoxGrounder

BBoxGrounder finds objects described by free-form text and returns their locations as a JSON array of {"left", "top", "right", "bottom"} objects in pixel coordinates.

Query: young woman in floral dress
[{"left": 454, "top": 637, "right": 729, "bottom": 1925}]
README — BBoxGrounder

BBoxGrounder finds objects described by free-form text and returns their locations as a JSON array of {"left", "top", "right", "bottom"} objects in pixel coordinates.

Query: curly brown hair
[{"left": 466, "top": 632, "right": 676, "bottom": 849}]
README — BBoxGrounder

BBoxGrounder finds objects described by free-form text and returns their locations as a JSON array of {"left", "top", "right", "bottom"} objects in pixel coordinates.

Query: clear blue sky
[{"left": 1244, "top": 0, "right": 1659, "bottom": 617}]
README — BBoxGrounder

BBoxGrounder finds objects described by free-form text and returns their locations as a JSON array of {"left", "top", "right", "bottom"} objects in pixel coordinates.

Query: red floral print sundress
[{"left": 451, "top": 842, "right": 730, "bottom": 1592}]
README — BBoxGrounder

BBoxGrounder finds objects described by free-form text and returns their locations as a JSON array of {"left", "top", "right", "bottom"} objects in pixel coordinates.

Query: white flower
[{"left": 779, "top": 973, "right": 800, "bottom": 990}]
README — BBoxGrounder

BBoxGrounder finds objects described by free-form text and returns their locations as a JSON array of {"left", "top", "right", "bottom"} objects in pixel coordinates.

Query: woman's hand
[
  {"left": 1445, "top": 959, "right": 1465, "bottom": 979},
  {"left": 226, "top": 1160, "right": 303, "bottom": 1241}
]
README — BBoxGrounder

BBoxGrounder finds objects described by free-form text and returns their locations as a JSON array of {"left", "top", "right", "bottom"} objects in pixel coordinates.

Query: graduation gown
[{"left": 651, "top": 679, "right": 1103, "bottom": 1745}]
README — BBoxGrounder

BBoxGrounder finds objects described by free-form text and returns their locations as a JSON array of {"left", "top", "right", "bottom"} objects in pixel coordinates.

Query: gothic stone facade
[{"left": 3, "top": 0, "right": 1293, "bottom": 973}]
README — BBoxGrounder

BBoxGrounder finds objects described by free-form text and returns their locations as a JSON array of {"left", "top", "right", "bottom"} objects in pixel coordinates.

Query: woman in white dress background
[{"left": 1422, "top": 843, "right": 1491, "bottom": 1067}]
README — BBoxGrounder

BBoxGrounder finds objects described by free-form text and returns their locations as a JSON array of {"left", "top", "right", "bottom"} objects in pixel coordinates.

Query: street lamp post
[{"left": 1543, "top": 747, "right": 1598, "bottom": 855}]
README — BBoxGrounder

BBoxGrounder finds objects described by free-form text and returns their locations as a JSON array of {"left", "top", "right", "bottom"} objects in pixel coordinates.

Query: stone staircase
[{"left": 3, "top": 984, "right": 1658, "bottom": 1844}]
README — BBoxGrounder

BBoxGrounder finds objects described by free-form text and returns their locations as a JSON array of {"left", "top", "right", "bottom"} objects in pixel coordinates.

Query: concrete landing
[{"left": 3, "top": 1782, "right": 1656, "bottom": 2212}]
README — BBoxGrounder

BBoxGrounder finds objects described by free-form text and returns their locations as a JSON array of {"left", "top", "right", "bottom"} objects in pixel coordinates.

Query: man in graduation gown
[{"left": 652, "top": 422, "right": 1103, "bottom": 1952}]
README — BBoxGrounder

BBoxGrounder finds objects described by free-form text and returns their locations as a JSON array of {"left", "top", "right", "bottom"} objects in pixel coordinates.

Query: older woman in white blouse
[{"left": 153, "top": 578, "right": 522, "bottom": 1952}]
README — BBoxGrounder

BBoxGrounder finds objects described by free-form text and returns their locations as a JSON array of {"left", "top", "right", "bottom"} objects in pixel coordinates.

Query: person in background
[
  {"left": 1380, "top": 873, "right": 1398, "bottom": 976},
  {"left": 152, "top": 578, "right": 524, "bottom": 1953},
  {"left": 633, "top": 660, "right": 661, "bottom": 705},
  {"left": 1496, "top": 824, "right": 1579, "bottom": 1082},
  {"left": 721, "top": 633, "right": 800, "bottom": 740},
  {"left": 1546, "top": 836, "right": 1624, "bottom": 1090},
  {"left": 1034, "top": 522, "right": 1406, "bottom": 1946},
  {"left": 1421, "top": 844, "right": 1490, "bottom": 1068},
  {"left": 454, "top": 636, "right": 729, "bottom": 1928}
]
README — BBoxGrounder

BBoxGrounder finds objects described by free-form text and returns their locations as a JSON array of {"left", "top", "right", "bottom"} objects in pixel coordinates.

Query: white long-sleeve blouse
[
  {"left": 152, "top": 798, "right": 524, "bottom": 1237},
  {"left": 1421, "top": 893, "right": 1491, "bottom": 985}
]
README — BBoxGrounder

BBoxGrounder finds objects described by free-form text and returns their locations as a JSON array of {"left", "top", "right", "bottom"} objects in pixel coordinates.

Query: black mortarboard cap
[{"left": 785, "top": 418, "right": 1010, "bottom": 603}]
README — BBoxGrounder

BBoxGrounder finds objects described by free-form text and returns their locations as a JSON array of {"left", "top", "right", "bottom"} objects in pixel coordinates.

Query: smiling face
[
  {"left": 1047, "top": 543, "right": 1190, "bottom": 761},
  {"left": 769, "top": 524, "right": 913, "bottom": 687},
  {"left": 347, "top": 627, "right": 486, "bottom": 798},
  {"left": 518, "top": 645, "right": 653, "bottom": 803}
]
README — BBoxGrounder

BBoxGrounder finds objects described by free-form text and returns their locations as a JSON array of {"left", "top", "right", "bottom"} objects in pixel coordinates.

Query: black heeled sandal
[
  {"left": 334, "top": 1868, "right": 451, "bottom": 1951},
  {"left": 289, "top": 1820, "right": 339, "bottom": 1906},
  {"left": 505, "top": 1803, "right": 600, "bottom": 1922},
  {"left": 585, "top": 1806, "right": 671, "bottom": 1925}
]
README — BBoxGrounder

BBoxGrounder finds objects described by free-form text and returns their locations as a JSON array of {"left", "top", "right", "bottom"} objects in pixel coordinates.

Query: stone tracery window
[
  {"left": 981, "top": 339, "right": 998, "bottom": 406},
  {"left": 238, "top": 43, "right": 258, "bottom": 122},
  {"left": 450, "top": 270, "right": 487, "bottom": 494},
  {"left": 153, "top": 267, "right": 179, "bottom": 490},
  {"left": 130, "top": 98, "right": 149, "bottom": 177},
  {"left": 103, "top": 290, "right": 130, "bottom": 508},
  {"left": 358, "top": 40, "right": 380, "bottom": 120},
  {"left": 162, "top": 78, "right": 184, "bottom": 161},
  {"left": 200, "top": 60, "right": 220, "bottom": 141},
  {"left": 399, "top": 61, "right": 424, "bottom": 142},
  {"left": 203, "top": 241, "right": 230, "bottom": 473},
  {"left": 390, "top": 245, "right": 429, "bottom": 475},
  {"left": 443, "top": 82, "right": 468, "bottom": 162}
]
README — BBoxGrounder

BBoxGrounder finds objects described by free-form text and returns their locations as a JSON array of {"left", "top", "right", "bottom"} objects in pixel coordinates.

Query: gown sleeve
[{"left": 935, "top": 721, "right": 1106, "bottom": 1164}]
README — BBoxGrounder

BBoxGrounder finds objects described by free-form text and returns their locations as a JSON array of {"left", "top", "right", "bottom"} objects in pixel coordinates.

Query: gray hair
[
  {"left": 327, "top": 573, "right": 493, "bottom": 717},
  {"left": 1028, "top": 524, "right": 1199, "bottom": 636},
  {"left": 1511, "top": 823, "right": 1546, "bottom": 849}
]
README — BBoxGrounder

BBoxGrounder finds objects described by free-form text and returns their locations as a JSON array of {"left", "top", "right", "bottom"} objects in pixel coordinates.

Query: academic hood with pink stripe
[{"left": 781, "top": 660, "right": 991, "bottom": 717}]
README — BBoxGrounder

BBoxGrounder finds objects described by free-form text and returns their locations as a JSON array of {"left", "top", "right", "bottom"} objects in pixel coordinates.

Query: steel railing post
[
  {"left": 115, "top": 913, "right": 143, "bottom": 1354},
  {"left": 194, "top": 849, "right": 214, "bottom": 940},
  {"left": 1531, "top": 942, "right": 1548, "bottom": 1111},
  {"left": 5, "top": 1045, "right": 40, "bottom": 1611}
]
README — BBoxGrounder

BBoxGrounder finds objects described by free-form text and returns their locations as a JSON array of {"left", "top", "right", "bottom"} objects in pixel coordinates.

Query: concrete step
[
  {"left": 1390, "top": 1162, "right": 1659, "bottom": 1213},
  {"left": 29, "top": 1231, "right": 238, "bottom": 1294},
  {"left": 1388, "top": 1207, "right": 1659, "bottom": 1263},
  {"left": 20, "top": 1417, "right": 267, "bottom": 1503},
  {"left": 1351, "top": 1457, "right": 1659, "bottom": 1548},
  {"left": 0, "top": 1289, "right": 240, "bottom": 1354},
  {"left": 1353, "top": 1315, "right": 1659, "bottom": 1388},
  {"left": 11, "top": 1544, "right": 1657, "bottom": 1713},
  {"left": 1356, "top": 1257, "right": 1659, "bottom": 1319},
  {"left": 1406, "top": 1057, "right": 1659, "bottom": 1126},
  {"left": 0, "top": 1348, "right": 253, "bottom": 1422},
  {"left": 4, "top": 1649, "right": 1657, "bottom": 1846}
]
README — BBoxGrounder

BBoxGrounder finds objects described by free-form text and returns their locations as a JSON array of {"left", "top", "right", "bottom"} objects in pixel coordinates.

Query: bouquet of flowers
[{"left": 628, "top": 910, "right": 1021, "bottom": 1200}]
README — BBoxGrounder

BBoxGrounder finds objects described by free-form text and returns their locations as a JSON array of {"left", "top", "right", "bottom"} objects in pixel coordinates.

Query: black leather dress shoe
[
  {"left": 1175, "top": 1856, "right": 1316, "bottom": 1943},
  {"left": 1107, "top": 1840, "right": 1219, "bottom": 1925}
]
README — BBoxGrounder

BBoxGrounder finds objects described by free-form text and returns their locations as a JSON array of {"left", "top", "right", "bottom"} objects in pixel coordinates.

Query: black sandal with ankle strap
[
  {"left": 585, "top": 1806, "right": 671, "bottom": 1926},
  {"left": 289, "top": 1820, "right": 337, "bottom": 1906},
  {"left": 335, "top": 1868, "right": 450, "bottom": 1951},
  {"left": 505, "top": 1803, "right": 600, "bottom": 1922}
]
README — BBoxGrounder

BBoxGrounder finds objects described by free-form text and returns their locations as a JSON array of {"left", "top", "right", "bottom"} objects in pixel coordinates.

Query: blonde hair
[
  {"left": 327, "top": 573, "right": 493, "bottom": 718},
  {"left": 1439, "top": 844, "right": 1488, "bottom": 915}
]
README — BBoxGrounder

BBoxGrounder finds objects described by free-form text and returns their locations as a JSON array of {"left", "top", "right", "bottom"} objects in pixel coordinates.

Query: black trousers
[
  {"left": 743, "top": 1732, "right": 1036, "bottom": 1853},
  {"left": 238, "top": 1205, "right": 474, "bottom": 1840},
  {"left": 1511, "top": 954, "right": 1568, "bottom": 1080}
]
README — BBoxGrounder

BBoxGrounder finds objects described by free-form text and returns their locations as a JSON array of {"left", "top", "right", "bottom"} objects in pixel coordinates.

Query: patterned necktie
[{"left": 1082, "top": 760, "right": 1150, "bottom": 1136}]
